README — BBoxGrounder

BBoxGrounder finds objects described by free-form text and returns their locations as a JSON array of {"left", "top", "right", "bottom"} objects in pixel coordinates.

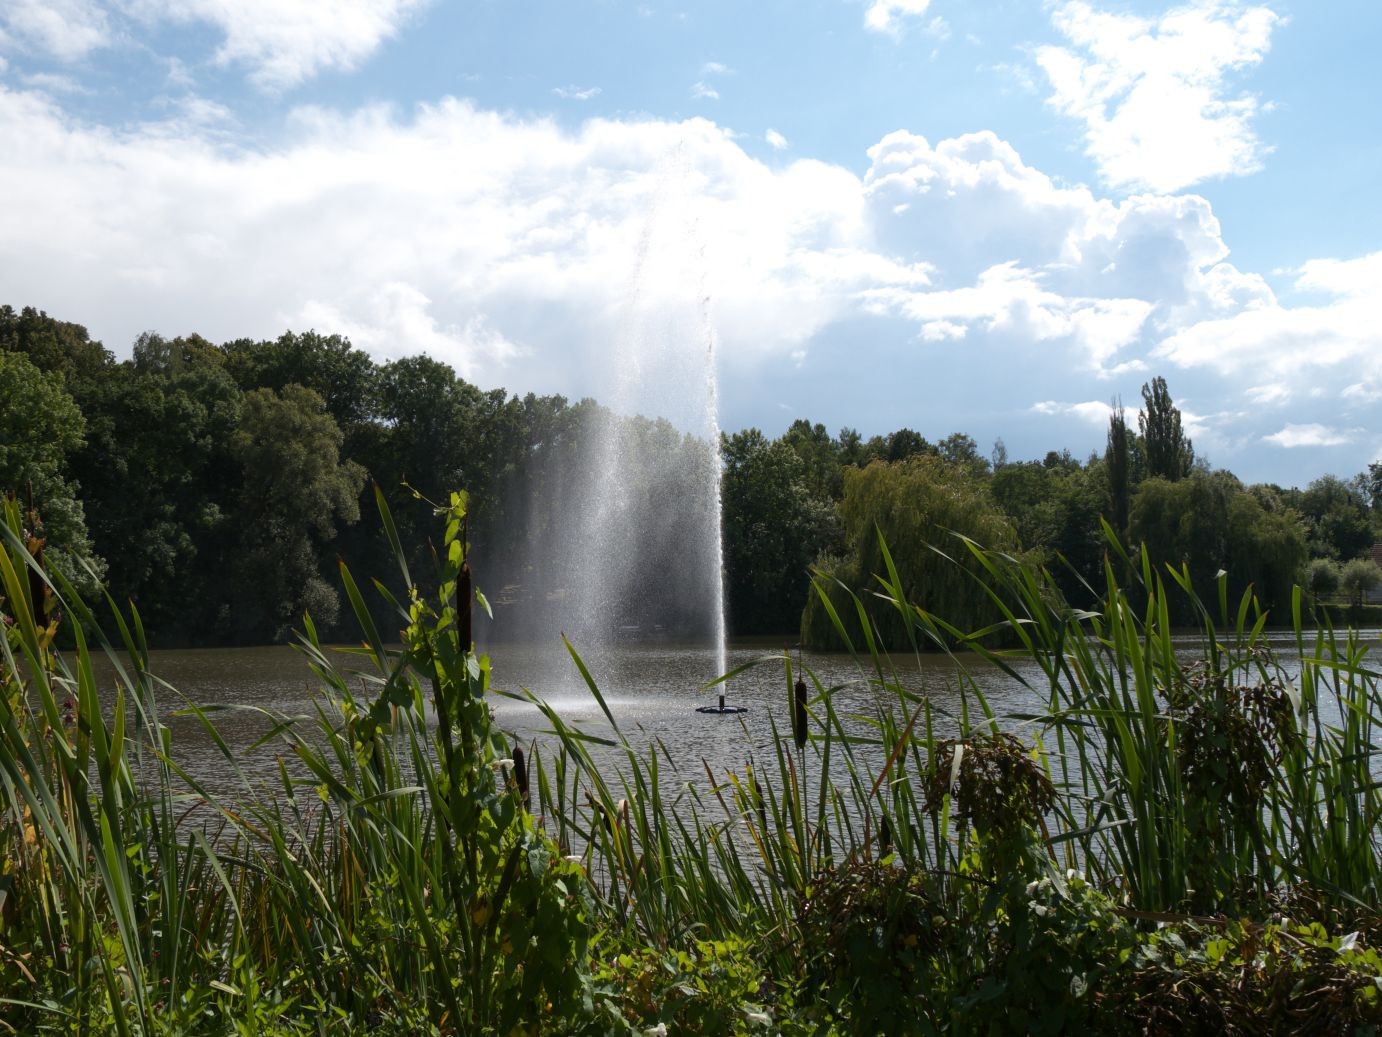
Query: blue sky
[{"left": 1, "top": 0, "right": 1378, "bottom": 486}]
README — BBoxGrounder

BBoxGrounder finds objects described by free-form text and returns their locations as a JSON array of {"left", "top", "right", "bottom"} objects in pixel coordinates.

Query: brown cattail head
[
  {"left": 512, "top": 745, "right": 530, "bottom": 809},
  {"left": 793, "top": 676, "right": 808, "bottom": 751},
  {"left": 752, "top": 768, "right": 768, "bottom": 834},
  {"left": 880, "top": 814, "right": 892, "bottom": 858},
  {"left": 26, "top": 535, "right": 47, "bottom": 629}
]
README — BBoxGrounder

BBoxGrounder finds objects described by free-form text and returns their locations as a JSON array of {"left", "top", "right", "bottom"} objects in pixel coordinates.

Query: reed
[{"left": 2, "top": 493, "right": 1379, "bottom": 1034}]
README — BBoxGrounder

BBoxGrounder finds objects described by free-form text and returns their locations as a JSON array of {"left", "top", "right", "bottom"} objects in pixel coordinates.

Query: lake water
[{"left": 91, "top": 628, "right": 1376, "bottom": 802}]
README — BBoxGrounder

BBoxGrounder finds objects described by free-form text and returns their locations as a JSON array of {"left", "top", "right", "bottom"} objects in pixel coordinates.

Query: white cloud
[
  {"left": 553, "top": 85, "right": 601, "bottom": 101},
  {"left": 690, "top": 81, "right": 720, "bottom": 100},
  {"left": 1154, "top": 250, "right": 1382, "bottom": 384},
  {"left": 1036, "top": 0, "right": 1280, "bottom": 192},
  {"left": 125, "top": 0, "right": 431, "bottom": 91},
  {"left": 0, "top": 85, "right": 907, "bottom": 401},
  {"left": 1031, "top": 399, "right": 1114, "bottom": 424},
  {"left": 701, "top": 61, "right": 732, "bottom": 76},
  {"left": 1264, "top": 424, "right": 1358, "bottom": 449},
  {"left": 865, "top": 261, "right": 1153, "bottom": 373},
  {"left": 0, "top": 0, "right": 110, "bottom": 61},
  {"left": 765, "top": 128, "right": 788, "bottom": 150},
  {"left": 864, "top": 0, "right": 933, "bottom": 36},
  {"left": 0, "top": 75, "right": 1370, "bottom": 469},
  {"left": 20, "top": 72, "right": 93, "bottom": 95},
  {"left": 1244, "top": 383, "right": 1289, "bottom": 406}
]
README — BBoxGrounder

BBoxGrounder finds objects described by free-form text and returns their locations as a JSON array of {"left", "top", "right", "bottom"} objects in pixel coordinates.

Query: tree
[
  {"left": 1130, "top": 471, "right": 1306, "bottom": 619},
  {"left": 67, "top": 361, "right": 242, "bottom": 640},
  {"left": 801, "top": 456, "right": 1019, "bottom": 649},
  {"left": 0, "top": 305, "right": 113, "bottom": 388},
  {"left": 781, "top": 419, "right": 844, "bottom": 500},
  {"left": 228, "top": 385, "right": 366, "bottom": 640},
  {"left": 0, "top": 350, "right": 104, "bottom": 592},
  {"left": 885, "top": 428, "right": 932, "bottom": 462},
  {"left": 223, "top": 330, "right": 377, "bottom": 430},
  {"left": 1340, "top": 557, "right": 1382, "bottom": 608},
  {"left": 1364, "top": 462, "right": 1382, "bottom": 511},
  {"left": 1305, "top": 558, "right": 1341, "bottom": 601},
  {"left": 721, "top": 429, "right": 839, "bottom": 634},
  {"left": 1105, "top": 398, "right": 1131, "bottom": 539},
  {"left": 1299, "top": 475, "right": 1373, "bottom": 560},
  {"left": 938, "top": 432, "right": 989, "bottom": 474},
  {"left": 1138, "top": 377, "right": 1193, "bottom": 481}
]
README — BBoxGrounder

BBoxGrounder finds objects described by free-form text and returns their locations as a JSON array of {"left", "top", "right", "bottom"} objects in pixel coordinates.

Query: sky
[{"left": 1, "top": 0, "right": 1379, "bottom": 487}]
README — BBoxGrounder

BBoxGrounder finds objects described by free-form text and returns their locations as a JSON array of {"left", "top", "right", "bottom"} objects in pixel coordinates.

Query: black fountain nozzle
[{"left": 719, "top": 693, "right": 725, "bottom": 711}]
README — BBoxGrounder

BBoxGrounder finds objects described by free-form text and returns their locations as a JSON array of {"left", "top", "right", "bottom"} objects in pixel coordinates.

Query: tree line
[{"left": 2, "top": 304, "right": 1380, "bottom": 648}]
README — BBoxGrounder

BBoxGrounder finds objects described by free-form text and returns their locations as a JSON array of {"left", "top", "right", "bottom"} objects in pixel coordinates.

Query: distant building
[{"left": 1371, "top": 545, "right": 1382, "bottom": 604}]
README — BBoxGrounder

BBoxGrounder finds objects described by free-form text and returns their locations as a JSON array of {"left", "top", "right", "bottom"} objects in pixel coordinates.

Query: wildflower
[{"left": 645, "top": 1024, "right": 668, "bottom": 1036}]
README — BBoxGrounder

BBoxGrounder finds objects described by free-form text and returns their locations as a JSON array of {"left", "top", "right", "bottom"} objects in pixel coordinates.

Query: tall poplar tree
[
  {"left": 1139, "top": 376, "right": 1194, "bottom": 481},
  {"left": 1105, "top": 398, "right": 1131, "bottom": 538}
]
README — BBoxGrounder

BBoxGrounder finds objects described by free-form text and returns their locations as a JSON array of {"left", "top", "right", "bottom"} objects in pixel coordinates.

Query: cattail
[
  {"left": 880, "top": 814, "right": 892, "bottom": 858},
  {"left": 26, "top": 535, "right": 47, "bottom": 629},
  {"left": 752, "top": 769, "right": 768, "bottom": 835},
  {"left": 512, "top": 745, "right": 530, "bottom": 809},
  {"left": 793, "top": 676, "right": 808, "bottom": 751}
]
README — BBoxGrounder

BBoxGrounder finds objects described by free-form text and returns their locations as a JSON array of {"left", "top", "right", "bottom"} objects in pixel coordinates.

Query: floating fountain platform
[{"left": 696, "top": 694, "right": 747, "bottom": 715}]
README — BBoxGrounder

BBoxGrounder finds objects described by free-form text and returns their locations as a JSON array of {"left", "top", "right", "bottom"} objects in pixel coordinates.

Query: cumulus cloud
[
  {"left": 1036, "top": 0, "right": 1280, "bottom": 192},
  {"left": 0, "top": 0, "right": 110, "bottom": 61},
  {"left": 863, "top": 0, "right": 933, "bottom": 36},
  {"left": 690, "top": 81, "right": 720, "bottom": 100},
  {"left": 124, "top": 0, "right": 431, "bottom": 90},
  {"left": 765, "top": 128, "right": 788, "bottom": 150},
  {"left": 0, "top": 84, "right": 916, "bottom": 405},
  {"left": 0, "top": 73, "right": 1370, "bottom": 474},
  {"left": 1264, "top": 424, "right": 1358, "bottom": 449},
  {"left": 1154, "top": 250, "right": 1382, "bottom": 386}
]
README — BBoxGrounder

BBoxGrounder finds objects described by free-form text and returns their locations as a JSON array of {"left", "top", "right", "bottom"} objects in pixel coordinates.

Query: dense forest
[{"left": 2, "top": 303, "right": 1379, "bottom": 648}]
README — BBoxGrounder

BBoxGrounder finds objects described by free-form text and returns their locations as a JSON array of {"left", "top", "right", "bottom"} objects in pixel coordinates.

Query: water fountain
[{"left": 502, "top": 144, "right": 733, "bottom": 707}]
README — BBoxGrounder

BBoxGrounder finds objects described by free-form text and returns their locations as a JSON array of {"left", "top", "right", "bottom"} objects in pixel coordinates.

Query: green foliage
[
  {"left": 1129, "top": 470, "right": 1308, "bottom": 620},
  {"left": 1340, "top": 556, "right": 1382, "bottom": 607},
  {"left": 1104, "top": 398, "right": 1131, "bottom": 539},
  {"left": 721, "top": 429, "right": 839, "bottom": 633},
  {"left": 1138, "top": 375, "right": 1194, "bottom": 481},
  {"left": 800, "top": 455, "right": 1020, "bottom": 649},
  {"left": 591, "top": 935, "right": 784, "bottom": 1035},
  {"left": 1307, "top": 557, "right": 1344, "bottom": 599},
  {"left": 1297, "top": 474, "right": 1376, "bottom": 561},
  {"left": 0, "top": 491, "right": 591, "bottom": 1035},
  {"left": 0, "top": 349, "right": 104, "bottom": 594},
  {"left": 229, "top": 385, "right": 367, "bottom": 639},
  {"left": 5, "top": 491, "right": 1382, "bottom": 1033}
]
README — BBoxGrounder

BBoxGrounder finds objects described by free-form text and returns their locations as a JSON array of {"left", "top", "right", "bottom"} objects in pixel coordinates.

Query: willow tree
[{"left": 801, "top": 455, "right": 1020, "bottom": 650}]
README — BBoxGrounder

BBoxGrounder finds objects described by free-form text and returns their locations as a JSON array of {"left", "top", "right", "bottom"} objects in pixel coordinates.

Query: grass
[{"left": 2, "top": 493, "right": 1381, "bottom": 1034}]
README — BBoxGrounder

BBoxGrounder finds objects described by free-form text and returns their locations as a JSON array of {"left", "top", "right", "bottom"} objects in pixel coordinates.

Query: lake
[{"left": 87, "top": 628, "right": 1373, "bottom": 802}]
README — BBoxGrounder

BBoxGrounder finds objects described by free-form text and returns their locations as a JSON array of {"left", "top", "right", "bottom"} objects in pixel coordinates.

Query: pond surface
[{"left": 85, "top": 628, "right": 1375, "bottom": 801}]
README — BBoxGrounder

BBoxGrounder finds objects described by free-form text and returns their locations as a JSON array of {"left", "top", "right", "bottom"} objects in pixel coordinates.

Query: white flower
[{"left": 645, "top": 1025, "right": 668, "bottom": 1037}]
